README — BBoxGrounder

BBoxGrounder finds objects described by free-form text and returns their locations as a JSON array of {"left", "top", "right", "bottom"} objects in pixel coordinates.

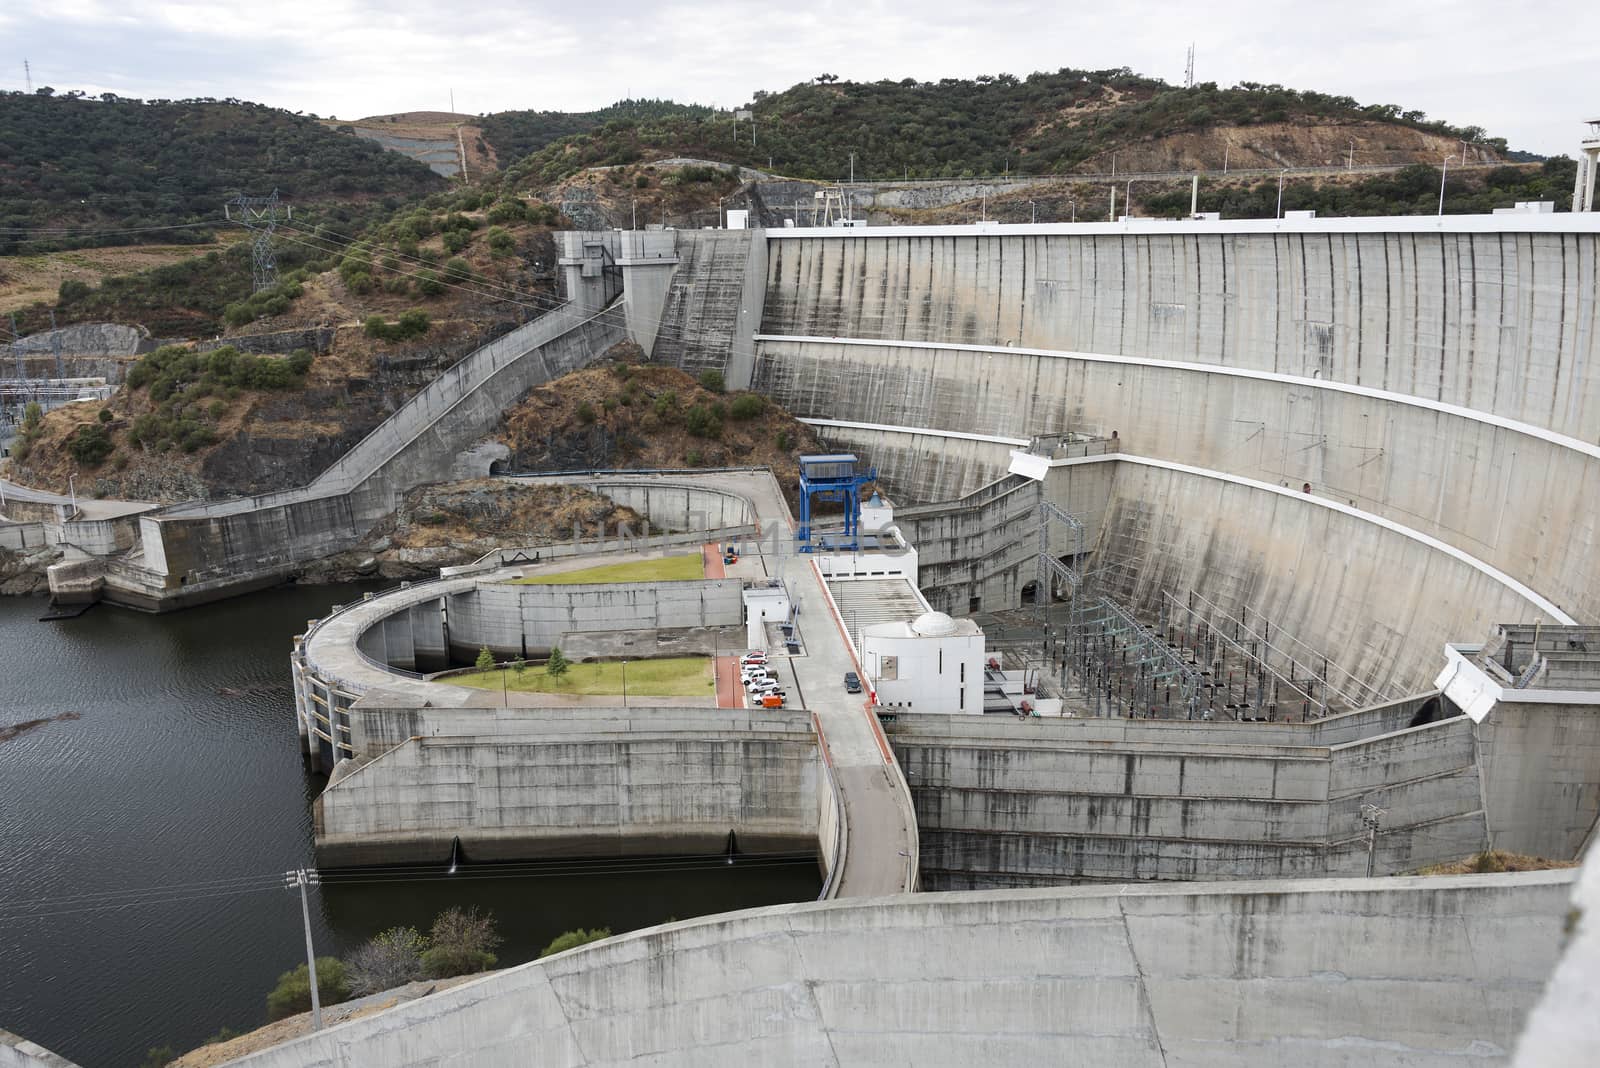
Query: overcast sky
[{"left": 0, "top": 0, "right": 1593, "bottom": 156}]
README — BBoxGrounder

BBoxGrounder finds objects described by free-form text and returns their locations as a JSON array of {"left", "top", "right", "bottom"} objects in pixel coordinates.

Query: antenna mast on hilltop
[
  {"left": 24, "top": 59, "right": 31, "bottom": 93},
  {"left": 1184, "top": 44, "right": 1195, "bottom": 89},
  {"left": 225, "top": 190, "right": 289, "bottom": 292}
]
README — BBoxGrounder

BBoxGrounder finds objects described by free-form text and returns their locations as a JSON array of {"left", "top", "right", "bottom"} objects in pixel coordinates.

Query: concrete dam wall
[
  {"left": 735, "top": 217, "right": 1600, "bottom": 696},
  {"left": 216, "top": 871, "right": 1574, "bottom": 1067}
]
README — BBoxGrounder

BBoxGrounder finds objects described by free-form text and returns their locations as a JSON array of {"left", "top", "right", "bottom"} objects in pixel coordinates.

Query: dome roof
[{"left": 911, "top": 611, "right": 959, "bottom": 637}]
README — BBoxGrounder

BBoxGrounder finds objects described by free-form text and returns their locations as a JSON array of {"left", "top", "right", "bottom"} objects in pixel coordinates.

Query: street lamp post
[
  {"left": 621, "top": 660, "right": 628, "bottom": 708},
  {"left": 1276, "top": 169, "right": 1288, "bottom": 218},
  {"left": 1348, "top": 138, "right": 1356, "bottom": 170},
  {"left": 1438, "top": 153, "right": 1455, "bottom": 216},
  {"left": 1028, "top": 200, "right": 1036, "bottom": 224}
]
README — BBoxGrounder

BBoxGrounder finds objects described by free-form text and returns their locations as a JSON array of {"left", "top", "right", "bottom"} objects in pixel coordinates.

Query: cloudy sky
[{"left": 0, "top": 0, "right": 1593, "bottom": 155}]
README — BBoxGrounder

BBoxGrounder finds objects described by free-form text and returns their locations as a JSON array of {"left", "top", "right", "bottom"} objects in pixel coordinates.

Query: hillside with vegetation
[
  {"left": 5, "top": 193, "right": 571, "bottom": 500},
  {"left": 0, "top": 91, "right": 445, "bottom": 255},
  {"left": 479, "top": 99, "right": 716, "bottom": 165},
  {"left": 501, "top": 68, "right": 1513, "bottom": 187}
]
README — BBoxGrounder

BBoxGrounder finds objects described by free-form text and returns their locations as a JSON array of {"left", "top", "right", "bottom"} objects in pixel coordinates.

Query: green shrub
[
  {"left": 729, "top": 394, "right": 763, "bottom": 420},
  {"left": 364, "top": 311, "right": 432, "bottom": 343},
  {"left": 576, "top": 402, "right": 597, "bottom": 424},
  {"left": 652, "top": 390, "right": 679, "bottom": 419},
  {"left": 486, "top": 227, "right": 515, "bottom": 256},
  {"left": 442, "top": 229, "right": 470, "bottom": 254},
  {"left": 683, "top": 404, "right": 722, "bottom": 439},
  {"left": 442, "top": 256, "right": 475, "bottom": 284},
  {"left": 697, "top": 369, "right": 725, "bottom": 393},
  {"left": 97, "top": 407, "right": 113, "bottom": 423},
  {"left": 266, "top": 958, "right": 350, "bottom": 1021},
  {"left": 416, "top": 269, "right": 445, "bottom": 296},
  {"left": 58, "top": 278, "right": 93, "bottom": 304},
  {"left": 539, "top": 927, "right": 612, "bottom": 958},
  {"left": 775, "top": 430, "right": 793, "bottom": 451},
  {"left": 21, "top": 401, "right": 43, "bottom": 435},
  {"left": 475, "top": 646, "right": 495, "bottom": 672},
  {"left": 421, "top": 906, "right": 502, "bottom": 978},
  {"left": 66, "top": 423, "right": 114, "bottom": 465},
  {"left": 486, "top": 199, "right": 525, "bottom": 225}
]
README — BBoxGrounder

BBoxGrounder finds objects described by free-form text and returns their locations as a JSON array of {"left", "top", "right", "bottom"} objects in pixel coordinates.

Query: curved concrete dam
[
  {"left": 214, "top": 871, "right": 1575, "bottom": 1067},
  {"left": 619, "top": 215, "right": 1600, "bottom": 699}
]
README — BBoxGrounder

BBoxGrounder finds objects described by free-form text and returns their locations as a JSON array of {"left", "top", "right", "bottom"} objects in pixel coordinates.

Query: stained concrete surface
[{"left": 215, "top": 871, "right": 1575, "bottom": 1067}]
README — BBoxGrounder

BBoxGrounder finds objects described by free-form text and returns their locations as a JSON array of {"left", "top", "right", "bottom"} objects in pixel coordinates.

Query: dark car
[{"left": 844, "top": 672, "right": 862, "bottom": 694}]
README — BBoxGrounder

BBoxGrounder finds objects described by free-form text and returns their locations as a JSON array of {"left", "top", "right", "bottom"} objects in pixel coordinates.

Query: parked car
[{"left": 844, "top": 672, "right": 862, "bottom": 694}]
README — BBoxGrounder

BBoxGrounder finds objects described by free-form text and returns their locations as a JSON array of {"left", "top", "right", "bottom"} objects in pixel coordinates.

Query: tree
[
  {"left": 21, "top": 402, "right": 42, "bottom": 435},
  {"left": 421, "top": 906, "right": 502, "bottom": 978},
  {"left": 475, "top": 646, "right": 496, "bottom": 672},
  {"left": 346, "top": 926, "right": 428, "bottom": 996},
  {"left": 266, "top": 958, "right": 350, "bottom": 1020},
  {"left": 512, "top": 657, "right": 527, "bottom": 677},
  {"left": 546, "top": 647, "right": 570, "bottom": 677},
  {"left": 539, "top": 927, "right": 612, "bottom": 958}
]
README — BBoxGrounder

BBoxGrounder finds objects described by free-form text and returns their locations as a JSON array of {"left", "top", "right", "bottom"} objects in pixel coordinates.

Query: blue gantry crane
[{"left": 796, "top": 454, "right": 877, "bottom": 552}]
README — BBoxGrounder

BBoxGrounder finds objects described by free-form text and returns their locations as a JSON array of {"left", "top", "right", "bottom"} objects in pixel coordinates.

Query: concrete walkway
[
  {"left": 715, "top": 474, "right": 919, "bottom": 897},
  {"left": 0, "top": 478, "right": 156, "bottom": 520}
]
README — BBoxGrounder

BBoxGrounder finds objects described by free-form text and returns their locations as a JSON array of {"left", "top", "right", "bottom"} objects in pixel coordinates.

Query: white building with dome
[{"left": 860, "top": 609, "right": 986, "bottom": 714}]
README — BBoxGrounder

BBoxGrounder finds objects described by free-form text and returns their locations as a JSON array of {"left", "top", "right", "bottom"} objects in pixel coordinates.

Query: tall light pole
[
  {"left": 1223, "top": 146, "right": 1229, "bottom": 173},
  {"left": 1347, "top": 138, "right": 1355, "bottom": 170},
  {"left": 284, "top": 869, "right": 324, "bottom": 1031},
  {"left": 1276, "top": 169, "right": 1288, "bottom": 218},
  {"left": 621, "top": 660, "right": 628, "bottom": 708},
  {"left": 1028, "top": 200, "right": 1036, "bottom": 224},
  {"left": 1438, "top": 153, "right": 1455, "bottom": 216}
]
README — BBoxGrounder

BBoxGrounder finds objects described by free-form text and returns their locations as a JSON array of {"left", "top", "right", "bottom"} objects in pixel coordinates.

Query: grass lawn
[
  {"left": 450, "top": 656, "right": 715, "bottom": 697},
  {"left": 508, "top": 554, "right": 705, "bottom": 585}
]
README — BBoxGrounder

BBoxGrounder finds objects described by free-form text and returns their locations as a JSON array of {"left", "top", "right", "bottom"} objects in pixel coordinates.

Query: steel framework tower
[{"left": 225, "top": 190, "right": 288, "bottom": 292}]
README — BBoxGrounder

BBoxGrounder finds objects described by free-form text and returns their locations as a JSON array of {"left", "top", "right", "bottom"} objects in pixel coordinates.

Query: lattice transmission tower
[{"left": 225, "top": 190, "right": 290, "bottom": 292}]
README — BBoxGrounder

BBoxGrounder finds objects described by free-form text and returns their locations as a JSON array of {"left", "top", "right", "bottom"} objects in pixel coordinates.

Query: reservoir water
[{"left": 0, "top": 585, "right": 819, "bottom": 1067}]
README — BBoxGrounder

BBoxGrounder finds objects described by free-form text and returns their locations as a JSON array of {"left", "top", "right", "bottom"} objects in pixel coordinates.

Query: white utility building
[{"left": 861, "top": 610, "right": 986, "bottom": 714}]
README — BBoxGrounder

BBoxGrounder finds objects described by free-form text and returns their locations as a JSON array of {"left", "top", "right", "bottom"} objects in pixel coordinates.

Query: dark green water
[{"left": 0, "top": 585, "right": 819, "bottom": 1067}]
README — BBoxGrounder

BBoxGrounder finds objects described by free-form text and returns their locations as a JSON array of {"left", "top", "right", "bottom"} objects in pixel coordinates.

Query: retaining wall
[
  {"left": 314, "top": 709, "right": 820, "bottom": 866},
  {"left": 889, "top": 709, "right": 1486, "bottom": 886}
]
